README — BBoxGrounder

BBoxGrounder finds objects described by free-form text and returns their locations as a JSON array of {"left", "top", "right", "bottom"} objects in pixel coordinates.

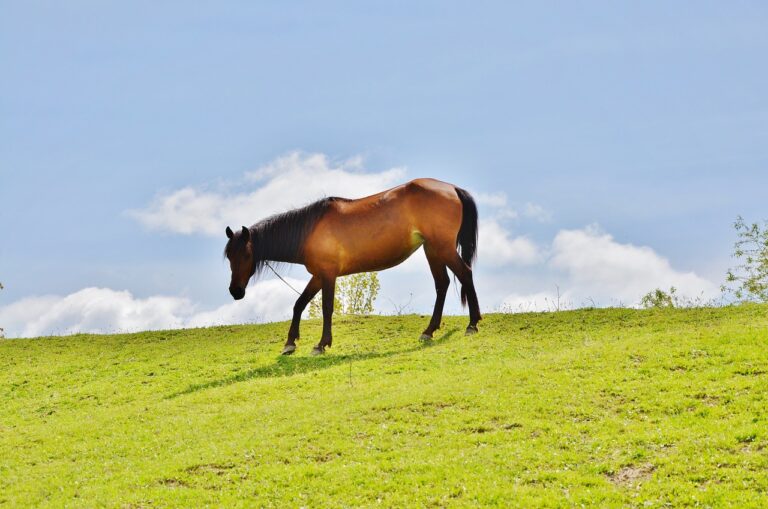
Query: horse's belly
[{"left": 339, "top": 228, "right": 423, "bottom": 275}]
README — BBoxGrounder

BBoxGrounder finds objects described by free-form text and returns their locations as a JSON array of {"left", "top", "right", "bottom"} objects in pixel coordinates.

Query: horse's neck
[{"left": 255, "top": 226, "right": 302, "bottom": 264}]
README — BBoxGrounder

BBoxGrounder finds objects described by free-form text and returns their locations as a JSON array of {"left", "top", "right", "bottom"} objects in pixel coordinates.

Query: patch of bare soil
[{"left": 608, "top": 463, "right": 655, "bottom": 487}]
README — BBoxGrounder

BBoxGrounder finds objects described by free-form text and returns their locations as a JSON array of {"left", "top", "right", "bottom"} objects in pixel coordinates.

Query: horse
[{"left": 224, "top": 178, "right": 481, "bottom": 355}]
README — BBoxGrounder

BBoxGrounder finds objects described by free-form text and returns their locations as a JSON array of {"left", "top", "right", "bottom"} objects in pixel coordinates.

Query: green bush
[
  {"left": 308, "top": 272, "right": 380, "bottom": 317},
  {"left": 640, "top": 287, "right": 677, "bottom": 309},
  {"left": 723, "top": 216, "right": 768, "bottom": 303}
]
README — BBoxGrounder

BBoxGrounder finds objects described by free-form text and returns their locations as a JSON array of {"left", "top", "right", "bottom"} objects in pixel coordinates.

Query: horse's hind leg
[
  {"left": 421, "top": 249, "right": 450, "bottom": 340},
  {"left": 312, "top": 276, "right": 336, "bottom": 356},
  {"left": 283, "top": 275, "right": 322, "bottom": 355},
  {"left": 445, "top": 253, "right": 482, "bottom": 335}
]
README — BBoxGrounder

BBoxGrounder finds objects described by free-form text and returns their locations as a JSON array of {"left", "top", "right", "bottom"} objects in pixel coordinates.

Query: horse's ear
[
  {"left": 226, "top": 226, "right": 234, "bottom": 239},
  {"left": 241, "top": 226, "right": 250, "bottom": 241}
]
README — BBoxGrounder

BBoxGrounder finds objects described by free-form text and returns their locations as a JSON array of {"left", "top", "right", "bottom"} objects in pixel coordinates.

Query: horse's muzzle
[{"left": 229, "top": 287, "right": 245, "bottom": 300}]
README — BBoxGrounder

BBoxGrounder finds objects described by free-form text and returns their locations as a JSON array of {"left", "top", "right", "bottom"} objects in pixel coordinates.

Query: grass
[{"left": 1, "top": 305, "right": 768, "bottom": 507}]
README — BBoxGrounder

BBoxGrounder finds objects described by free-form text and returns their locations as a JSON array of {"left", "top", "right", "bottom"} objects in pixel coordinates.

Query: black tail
[{"left": 455, "top": 186, "right": 478, "bottom": 306}]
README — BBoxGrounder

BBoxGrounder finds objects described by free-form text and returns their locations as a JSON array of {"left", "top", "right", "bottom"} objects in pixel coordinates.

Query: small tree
[
  {"left": 723, "top": 216, "right": 768, "bottom": 303},
  {"left": 0, "top": 282, "right": 4, "bottom": 338},
  {"left": 640, "top": 287, "right": 677, "bottom": 309},
  {"left": 308, "top": 287, "right": 342, "bottom": 318},
  {"left": 308, "top": 272, "right": 380, "bottom": 317},
  {"left": 338, "top": 272, "right": 380, "bottom": 315}
]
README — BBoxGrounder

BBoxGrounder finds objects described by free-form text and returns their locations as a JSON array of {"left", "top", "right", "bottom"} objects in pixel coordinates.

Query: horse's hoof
[
  {"left": 419, "top": 333, "right": 433, "bottom": 341},
  {"left": 311, "top": 346, "right": 325, "bottom": 356},
  {"left": 465, "top": 325, "right": 478, "bottom": 336},
  {"left": 281, "top": 344, "right": 296, "bottom": 355}
]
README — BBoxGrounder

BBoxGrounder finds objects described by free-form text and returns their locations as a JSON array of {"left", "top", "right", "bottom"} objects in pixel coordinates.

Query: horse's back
[
  {"left": 342, "top": 178, "right": 462, "bottom": 236},
  {"left": 304, "top": 179, "right": 464, "bottom": 276}
]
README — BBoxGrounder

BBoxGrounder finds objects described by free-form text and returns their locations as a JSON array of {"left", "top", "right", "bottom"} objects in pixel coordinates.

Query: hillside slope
[{"left": 2, "top": 306, "right": 768, "bottom": 507}]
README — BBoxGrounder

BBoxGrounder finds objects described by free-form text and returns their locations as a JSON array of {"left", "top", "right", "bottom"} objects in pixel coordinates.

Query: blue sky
[{"left": 1, "top": 2, "right": 767, "bottom": 337}]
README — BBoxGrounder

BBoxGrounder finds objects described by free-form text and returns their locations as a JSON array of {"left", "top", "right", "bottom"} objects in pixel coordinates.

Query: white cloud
[
  {"left": 0, "top": 288, "right": 193, "bottom": 337},
  {"left": 0, "top": 279, "right": 305, "bottom": 338},
  {"left": 523, "top": 202, "right": 552, "bottom": 222},
  {"left": 496, "top": 225, "right": 718, "bottom": 312},
  {"left": 128, "top": 152, "right": 406, "bottom": 236},
  {"left": 548, "top": 225, "right": 718, "bottom": 304},
  {"left": 478, "top": 219, "right": 540, "bottom": 266},
  {"left": 472, "top": 190, "right": 518, "bottom": 221},
  {"left": 185, "top": 279, "right": 301, "bottom": 329},
  {"left": 127, "top": 150, "right": 545, "bottom": 269},
  {"left": 474, "top": 192, "right": 509, "bottom": 209},
  {"left": 472, "top": 190, "right": 552, "bottom": 224}
]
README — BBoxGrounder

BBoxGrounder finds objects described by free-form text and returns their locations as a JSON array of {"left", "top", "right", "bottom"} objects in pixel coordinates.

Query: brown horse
[{"left": 224, "top": 178, "right": 481, "bottom": 355}]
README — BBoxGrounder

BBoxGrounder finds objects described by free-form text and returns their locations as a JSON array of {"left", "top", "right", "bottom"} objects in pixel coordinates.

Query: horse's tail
[{"left": 455, "top": 186, "right": 478, "bottom": 306}]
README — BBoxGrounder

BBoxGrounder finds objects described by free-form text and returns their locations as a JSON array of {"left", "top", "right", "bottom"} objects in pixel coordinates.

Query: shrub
[
  {"left": 308, "top": 272, "right": 380, "bottom": 317},
  {"left": 723, "top": 216, "right": 768, "bottom": 303},
  {"left": 640, "top": 287, "right": 678, "bottom": 309}
]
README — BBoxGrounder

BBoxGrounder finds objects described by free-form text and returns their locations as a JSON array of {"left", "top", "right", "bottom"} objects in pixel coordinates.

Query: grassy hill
[{"left": 2, "top": 306, "right": 767, "bottom": 508}]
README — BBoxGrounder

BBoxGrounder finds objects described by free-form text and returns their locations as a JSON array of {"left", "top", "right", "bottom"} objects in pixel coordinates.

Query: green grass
[{"left": 2, "top": 306, "right": 768, "bottom": 507}]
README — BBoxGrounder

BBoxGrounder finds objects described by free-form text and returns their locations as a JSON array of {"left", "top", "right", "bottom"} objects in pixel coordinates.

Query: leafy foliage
[
  {"left": 640, "top": 287, "right": 678, "bottom": 309},
  {"left": 640, "top": 286, "right": 715, "bottom": 309},
  {"left": 308, "top": 287, "right": 342, "bottom": 318},
  {"left": 308, "top": 272, "right": 380, "bottom": 317},
  {"left": 723, "top": 216, "right": 768, "bottom": 303},
  {"left": 337, "top": 272, "right": 380, "bottom": 315}
]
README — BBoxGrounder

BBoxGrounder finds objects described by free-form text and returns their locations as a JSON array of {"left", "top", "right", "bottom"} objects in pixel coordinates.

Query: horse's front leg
[
  {"left": 283, "top": 276, "right": 321, "bottom": 355},
  {"left": 312, "top": 276, "right": 336, "bottom": 356}
]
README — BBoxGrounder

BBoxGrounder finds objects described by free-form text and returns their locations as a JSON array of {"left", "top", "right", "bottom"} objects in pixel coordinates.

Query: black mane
[{"left": 226, "top": 196, "right": 347, "bottom": 276}]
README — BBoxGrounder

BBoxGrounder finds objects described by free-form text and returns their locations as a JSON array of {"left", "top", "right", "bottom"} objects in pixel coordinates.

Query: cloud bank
[
  {"left": 500, "top": 225, "right": 718, "bottom": 311},
  {"left": 128, "top": 152, "right": 406, "bottom": 236},
  {"left": 478, "top": 220, "right": 540, "bottom": 266},
  {"left": 550, "top": 225, "right": 716, "bottom": 302},
  {"left": 0, "top": 279, "right": 303, "bottom": 338},
  {"left": 127, "top": 152, "right": 542, "bottom": 269}
]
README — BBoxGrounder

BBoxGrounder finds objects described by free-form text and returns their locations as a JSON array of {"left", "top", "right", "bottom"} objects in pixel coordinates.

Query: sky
[{"left": 1, "top": 2, "right": 767, "bottom": 337}]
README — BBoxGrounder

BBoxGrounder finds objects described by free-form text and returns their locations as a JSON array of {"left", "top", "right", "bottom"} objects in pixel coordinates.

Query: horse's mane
[{"left": 244, "top": 196, "right": 349, "bottom": 275}]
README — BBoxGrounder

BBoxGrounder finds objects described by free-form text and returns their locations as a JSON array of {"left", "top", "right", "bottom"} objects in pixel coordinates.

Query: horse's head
[{"left": 224, "top": 225, "right": 254, "bottom": 300}]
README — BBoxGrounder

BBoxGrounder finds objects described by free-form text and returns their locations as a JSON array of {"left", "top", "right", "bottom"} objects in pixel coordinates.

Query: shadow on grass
[{"left": 166, "top": 328, "right": 459, "bottom": 399}]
